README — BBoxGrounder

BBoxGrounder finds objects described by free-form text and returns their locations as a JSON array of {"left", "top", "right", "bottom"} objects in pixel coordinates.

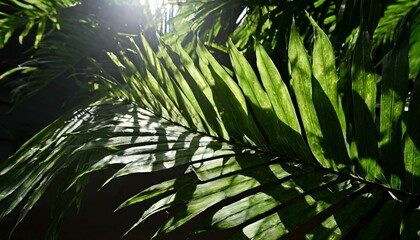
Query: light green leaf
[
  {"left": 167, "top": 39, "right": 229, "bottom": 138},
  {"left": 197, "top": 41, "right": 266, "bottom": 147},
  {"left": 240, "top": 181, "right": 370, "bottom": 239},
  {"left": 208, "top": 171, "right": 339, "bottom": 230},
  {"left": 34, "top": 17, "right": 47, "bottom": 49},
  {"left": 308, "top": 14, "right": 340, "bottom": 113},
  {"left": 256, "top": 44, "right": 313, "bottom": 162},
  {"left": 116, "top": 175, "right": 196, "bottom": 211},
  {"left": 228, "top": 40, "right": 294, "bottom": 156},
  {"left": 19, "top": 18, "right": 35, "bottom": 44},
  {"left": 308, "top": 15, "right": 352, "bottom": 170},
  {"left": 288, "top": 20, "right": 329, "bottom": 168},
  {"left": 156, "top": 162, "right": 313, "bottom": 236}
]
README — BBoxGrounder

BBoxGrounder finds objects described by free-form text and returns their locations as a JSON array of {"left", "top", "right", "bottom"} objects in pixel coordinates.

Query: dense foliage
[{"left": 0, "top": 0, "right": 419, "bottom": 239}]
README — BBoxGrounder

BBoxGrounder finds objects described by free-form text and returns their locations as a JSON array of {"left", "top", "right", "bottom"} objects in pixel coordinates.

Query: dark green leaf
[
  {"left": 380, "top": 26, "right": 410, "bottom": 189},
  {"left": 404, "top": 72, "right": 420, "bottom": 193},
  {"left": 351, "top": 30, "right": 380, "bottom": 179}
]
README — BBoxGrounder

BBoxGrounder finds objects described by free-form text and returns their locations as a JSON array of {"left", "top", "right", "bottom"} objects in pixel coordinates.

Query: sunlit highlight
[{"left": 140, "top": 0, "right": 165, "bottom": 14}]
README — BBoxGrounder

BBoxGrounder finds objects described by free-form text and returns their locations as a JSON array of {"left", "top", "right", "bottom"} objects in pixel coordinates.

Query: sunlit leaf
[
  {"left": 309, "top": 15, "right": 352, "bottom": 170},
  {"left": 255, "top": 44, "right": 313, "bottom": 162},
  {"left": 288, "top": 20, "right": 329, "bottom": 168}
]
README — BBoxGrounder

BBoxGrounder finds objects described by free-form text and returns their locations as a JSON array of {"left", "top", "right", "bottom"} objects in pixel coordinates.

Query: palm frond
[
  {"left": 372, "top": 1, "right": 419, "bottom": 78},
  {"left": 0, "top": 14, "right": 101, "bottom": 104},
  {"left": 163, "top": 0, "right": 385, "bottom": 55},
  {"left": 0, "top": 0, "right": 79, "bottom": 49},
  {"left": 1, "top": 11, "right": 419, "bottom": 239},
  {"left": 372, "top": 0, "right": 418, "bottom": 47}
]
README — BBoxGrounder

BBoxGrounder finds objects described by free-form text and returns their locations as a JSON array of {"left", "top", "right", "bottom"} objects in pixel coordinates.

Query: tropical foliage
[{"left": 0, "top": 0, "right": 419, "bottom": 239}]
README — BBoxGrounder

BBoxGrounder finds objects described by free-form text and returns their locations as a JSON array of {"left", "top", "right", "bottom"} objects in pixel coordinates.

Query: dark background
[{"left": 0, "top": 3, "right": 163, "bottom": 239}]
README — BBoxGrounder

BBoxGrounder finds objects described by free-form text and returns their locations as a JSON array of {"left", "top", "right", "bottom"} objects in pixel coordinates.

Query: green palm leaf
[{"left": 1, "top": 10, "right": 419, "bottom": 240}]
